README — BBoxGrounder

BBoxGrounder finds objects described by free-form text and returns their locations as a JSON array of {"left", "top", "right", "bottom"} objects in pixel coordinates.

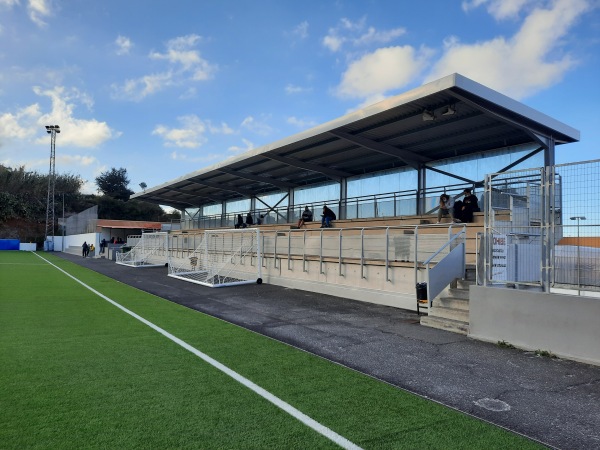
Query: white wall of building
[{"left": 470, "top": 286, "right": 600, "bottom": 366}]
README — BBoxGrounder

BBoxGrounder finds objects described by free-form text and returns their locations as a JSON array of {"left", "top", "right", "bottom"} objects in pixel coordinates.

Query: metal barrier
[{"left": 482, "top": 160, "right": 600, "bottom": 294}]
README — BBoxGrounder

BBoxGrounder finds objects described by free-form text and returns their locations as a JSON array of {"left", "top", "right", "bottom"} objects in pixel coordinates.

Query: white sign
[{"left": 492, "top": 234, "right": 508, "bottom": 281}]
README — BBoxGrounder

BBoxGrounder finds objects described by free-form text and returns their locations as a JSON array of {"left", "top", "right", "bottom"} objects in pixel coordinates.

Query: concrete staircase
[{"left": 420, "top": 266, "right": 476, "bottom": 335}]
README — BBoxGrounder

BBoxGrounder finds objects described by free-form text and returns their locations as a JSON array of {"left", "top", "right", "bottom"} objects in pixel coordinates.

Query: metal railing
[
  {"left": 422, "top": 229, "right": 467, "bottom": 306},
  {"left": 257, "top": 223, "right": 466, "bottom": 291},
  {"left": 482, "top": 161, "right": 600, "bottom": 294}
]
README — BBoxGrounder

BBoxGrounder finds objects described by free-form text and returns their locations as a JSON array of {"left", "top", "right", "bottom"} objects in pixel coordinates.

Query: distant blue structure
[{"left": 0, "top": 239, "right": 20, "bottom": 251}]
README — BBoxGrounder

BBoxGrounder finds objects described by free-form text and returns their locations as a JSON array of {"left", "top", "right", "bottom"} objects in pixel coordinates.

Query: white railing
[
  {"left": 255, "top": 223, "right": 466, "bottom": 284},
  {"left": 422, "top": 230, "right": 467, "bottom": 306}
]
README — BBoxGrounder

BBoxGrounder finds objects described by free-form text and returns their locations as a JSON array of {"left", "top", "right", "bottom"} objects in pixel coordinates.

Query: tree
[{"left": 95, "top": 167, "right": 134, "bottom": 201}]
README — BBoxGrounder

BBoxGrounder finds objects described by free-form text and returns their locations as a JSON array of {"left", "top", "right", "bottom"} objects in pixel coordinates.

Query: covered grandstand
[{"left": 128, "top": 74, "right": 600, "bottom": 366}]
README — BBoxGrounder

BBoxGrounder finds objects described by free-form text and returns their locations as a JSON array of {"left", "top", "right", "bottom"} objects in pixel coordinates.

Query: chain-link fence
[{"left": 482, "top": 160, "right": 600, "bottom": 293}]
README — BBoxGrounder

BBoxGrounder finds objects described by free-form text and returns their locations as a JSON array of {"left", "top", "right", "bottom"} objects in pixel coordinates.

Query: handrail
[
  {"left": 421, "top": 227, "right": 467, "bottom": 306},
  {"left": 423, "top": 226, "right": 466, "bottom": 266}
]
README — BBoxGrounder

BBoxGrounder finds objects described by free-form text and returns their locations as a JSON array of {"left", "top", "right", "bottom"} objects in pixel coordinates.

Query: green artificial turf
[{"left": 0, "top": 251, "right": 543, "bottom": 449}]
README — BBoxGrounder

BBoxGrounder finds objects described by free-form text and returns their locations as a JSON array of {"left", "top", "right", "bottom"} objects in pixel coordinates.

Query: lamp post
[
  {"left": 44, "top": 125, "right": 60, "bottom": 251},
  {"left": 570, "top": 216, "right": 586, "bottom": 294}
]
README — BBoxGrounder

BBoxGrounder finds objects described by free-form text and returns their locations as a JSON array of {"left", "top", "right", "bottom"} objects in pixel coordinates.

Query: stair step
[
  {"left": 420, "top": 316, "right": 469, "bottom": 335},
  {"left": 446, "top": 287, "right": 470, "bottom": 300},
  {"left": 429, "top": 305, "right": 469, "bottom": 322},
  {"left": 456, "top": 279, "right": 476, "bottom": 290},
  {"left": 433, "top": 296, "right": 469, "bottom": 310}
]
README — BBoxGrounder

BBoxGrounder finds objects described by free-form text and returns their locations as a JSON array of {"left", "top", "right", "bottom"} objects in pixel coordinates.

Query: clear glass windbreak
[
  {"left": 256, "top": 192, "right": 288, "bottom": 210},
  {"left": 294, "top": 182, "right": 340, "bottom": 205},
  {"left": 225, "top": 198, "right": 251, "bottom": 215},
  {"left": 427, "top": 145, "right": 543, "bottom": 190},
  {"left": 347, "top": 166, "right": 417, "bottom": 197}
]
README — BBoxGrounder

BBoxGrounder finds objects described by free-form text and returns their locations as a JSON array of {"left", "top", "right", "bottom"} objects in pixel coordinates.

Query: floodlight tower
[{"left": 44, "top": 125, "right": 60, "bottom": 250}]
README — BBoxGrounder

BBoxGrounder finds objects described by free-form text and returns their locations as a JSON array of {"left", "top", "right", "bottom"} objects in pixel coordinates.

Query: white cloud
[
  {"left": 115, "top": 35, "right": 133, "bottom": 55},
  {"left": 287, "top": 116, "right": 317, "bottom": 129},
  {"left": 112, "top": 34, "right": 217, "bottom": 101},
  {"left": 285, "top": 84, "right": 312, "bottom": 94},
  {"left": 33, "top": 86, "right": 114, "bottom": 147},
  {"left": 153, "top": 114, "right": 233, "bottom": 148},
  {"left": 462, "top": 0, "right": 534, "bottom": 20},
  {"left": 292, "top": 21, "right": 309, "bottom": 39},
  {"left": 57, "top": 154, "right": 98, "bottom": 166},
  {"left": 427, "top": 0, "right": 591, "bottom": 99},
  {"left": 0, "top": 86, "right": 114, "bottom": 148},
  {"left": 354, "top": 26, "right": 406, "bottom": 46},
  {"left": 241, "top": 115, "right": 273, "bottom": 136},
  {"left": 207, "top": 121, "right": 234, "bottom": 135},
  {"left": 170, "top": 150, "right": 221, "bottom": 164},
  {"left": 112, "top": 72, "right": 174, "bottom": 101},
  {"left": 323, "top": 34, "right": 344, "bottom": 52},
  {"left": 336, "top": 46, "right": 432, "bottom": 99},
  {"left": 322, "top": 17, "right": 405, "bottom": 52},
  {"left": 228, "top": 138, "right": 254, "bottom": 154},
  {"left": 28, "top": 0, "right": 51, "bottom": 27},
  {"left": 0, "top": 104, "right": 41, "bottom": 139},
  {"left": 0, "top": 0, "right": 20, "bottom": 7}
]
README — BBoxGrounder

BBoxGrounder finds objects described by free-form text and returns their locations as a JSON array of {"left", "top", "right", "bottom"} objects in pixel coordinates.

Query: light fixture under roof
[
  {"left": 422, "top": 109, "right": 435, "bottom": 121},
  {"left": 442, "top": 104, "right": 456, "bottom": 116}
]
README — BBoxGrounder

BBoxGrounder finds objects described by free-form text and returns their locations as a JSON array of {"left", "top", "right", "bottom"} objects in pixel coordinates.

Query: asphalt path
[{"left": 57, "top": 252, "right": 600, "bottom": 449}]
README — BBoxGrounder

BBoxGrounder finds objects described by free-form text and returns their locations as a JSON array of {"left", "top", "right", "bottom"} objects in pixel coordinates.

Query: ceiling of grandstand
[{"left": 132, "top": 73, "right": 579, "bottom": 210}]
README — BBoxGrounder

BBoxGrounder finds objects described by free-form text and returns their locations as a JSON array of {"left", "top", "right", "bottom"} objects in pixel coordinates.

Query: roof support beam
[
  {"left": 329, "top": 129, "right": 430, "bottom": 170},
  {"left": 262, "top": 153, "right": 351, "bottom": 181},
  {"left": 256, "top": 194, "right": 289, "bottom": 222},
  {"left": 216, "top": 168, "right": 298, "bottom": 189},
  {"left": 187, "top": 179, "right": 255, "bottom": 197},
  {"left": 425, "top": 165, "right": 479, "bottom": 186},
  {"left": 449, "top": 91, "right": 563, "bottom": 146},
  {"left": 166, "top": 186, "right": 223, "bottom": 203}
]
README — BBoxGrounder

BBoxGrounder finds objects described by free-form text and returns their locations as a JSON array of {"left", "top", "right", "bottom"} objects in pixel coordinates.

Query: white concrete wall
[
  {"left": 58, "top": 232, "right": 100, "bottom": 256},
  {"left": 19, "top": 243, "right": 36, "bottom": 251},
  {"left": 260, "top": 256, "right": 418, "bottom": 311},
  {"left": 470, "top": 285, "right": 600, "bottom": 366}
]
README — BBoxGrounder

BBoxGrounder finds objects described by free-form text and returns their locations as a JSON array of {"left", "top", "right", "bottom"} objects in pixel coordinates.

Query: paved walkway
[{"left": 58, "top": 253, "right": 600, "bottom": 449}]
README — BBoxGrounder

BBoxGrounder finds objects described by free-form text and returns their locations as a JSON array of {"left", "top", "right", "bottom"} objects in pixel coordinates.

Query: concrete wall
[
  {"left": 260, "top": 256, "right": 418, "bottom": 311},
  {"left": 470, "top": 285, "right": 600, "bottom": 366},
  {"left": 56, "top": 232, "right": 99, "bottom": 256}
]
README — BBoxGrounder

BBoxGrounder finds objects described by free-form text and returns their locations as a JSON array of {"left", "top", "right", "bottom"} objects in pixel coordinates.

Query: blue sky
[{"left": 0, "top": 0, "right": 599, "bottom": 195}]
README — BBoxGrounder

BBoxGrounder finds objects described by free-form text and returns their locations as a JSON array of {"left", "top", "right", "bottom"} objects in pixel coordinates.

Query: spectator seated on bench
[
  {"left": 297, "top": 206, "right": 313, "bottom": 228},
  {"left": 436, "top": 193, "right": 460, "bottom": 224},
  {"left": 320, "top": 205, "right": 336, "bottom": 228}
]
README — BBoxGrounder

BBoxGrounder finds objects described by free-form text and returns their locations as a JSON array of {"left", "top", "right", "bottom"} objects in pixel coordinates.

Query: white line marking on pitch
[{"left": 34, "top": 253, "right": 363, "bottom": 450}]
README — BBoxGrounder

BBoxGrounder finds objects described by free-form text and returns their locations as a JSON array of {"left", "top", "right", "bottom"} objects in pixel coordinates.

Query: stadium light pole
[
  {"left": 570, "top": 216, "right": 586, "bottom": 294},
  {"left": 44, "top": 125, "right": 60, "bottom": 251}
]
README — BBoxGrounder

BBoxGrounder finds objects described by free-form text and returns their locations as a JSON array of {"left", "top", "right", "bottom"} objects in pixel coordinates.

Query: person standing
[
  {"left": 246, "top": 212, "right": 254, "bottom": 227},
  {"left": 82, "top": 241, "right": 89, "bottom": 258}
]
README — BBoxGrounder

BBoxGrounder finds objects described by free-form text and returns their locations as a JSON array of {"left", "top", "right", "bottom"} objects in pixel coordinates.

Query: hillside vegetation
[{"left": 0, "top": 165, "right": 177, "bottom": 246}]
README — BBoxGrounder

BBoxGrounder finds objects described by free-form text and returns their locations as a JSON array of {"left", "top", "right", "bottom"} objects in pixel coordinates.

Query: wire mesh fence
[{"left": 483, "top": 160, "right": 600, "bottom": 293}]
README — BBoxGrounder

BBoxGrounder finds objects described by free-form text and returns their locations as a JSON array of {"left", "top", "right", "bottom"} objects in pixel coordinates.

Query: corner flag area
[{"left": 0, "top": 251, "right": 542, "bottom": 449}]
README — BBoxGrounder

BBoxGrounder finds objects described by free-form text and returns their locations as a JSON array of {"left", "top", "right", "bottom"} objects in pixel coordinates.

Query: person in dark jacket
[
  {"left": 455, "top": 188, "right": 480, "bottom": 223},
  {"left": 297, "top": 206, "right": 313, "bottom": 228},
  {"left": 235, "top": 214, "right": 244, "bottom": 229},
  {"left": 320, "top": 206, "right": 336, "bottom": 228},
  {"left": 246, "top": 212, "right": 254, "bottom": 227}
]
